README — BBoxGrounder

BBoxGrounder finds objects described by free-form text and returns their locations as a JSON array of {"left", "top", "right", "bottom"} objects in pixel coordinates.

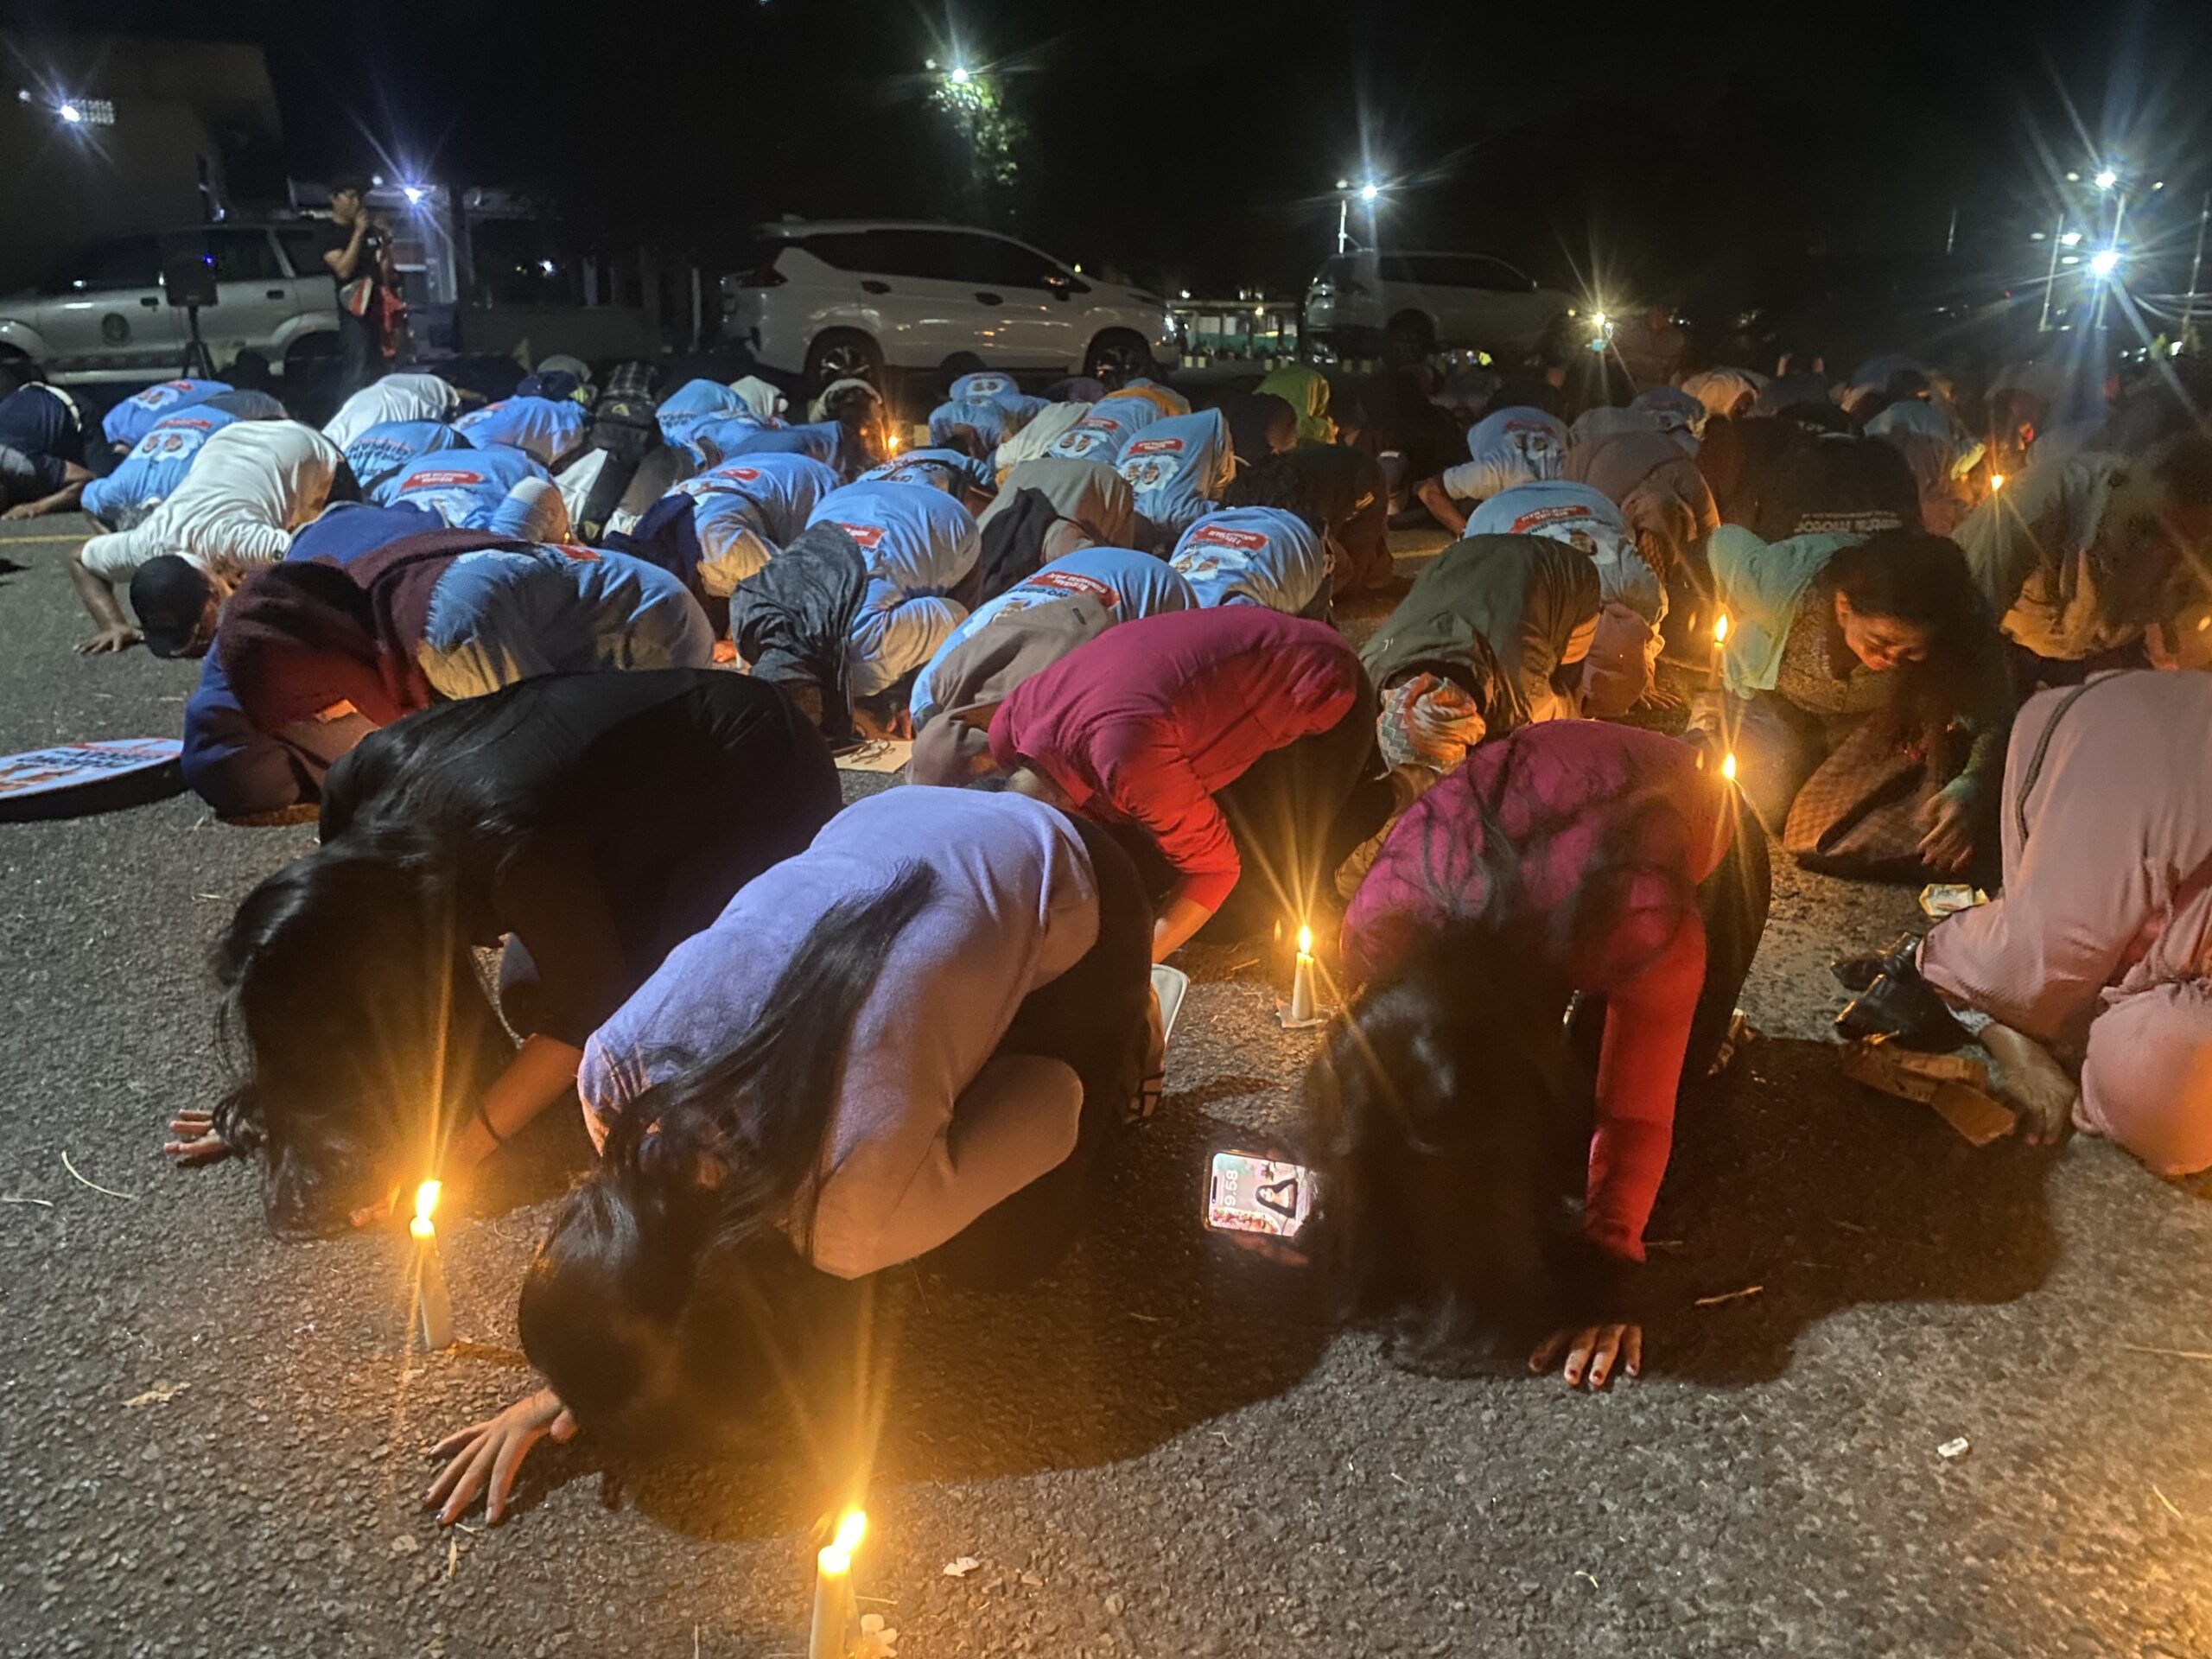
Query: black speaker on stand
[{"left": 162, "top": 251, "right": 220, "bottom": 380}]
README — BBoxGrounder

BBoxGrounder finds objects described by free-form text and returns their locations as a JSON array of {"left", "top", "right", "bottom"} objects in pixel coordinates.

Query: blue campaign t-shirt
[
  {"left": 1467, "top": 480, "right": 1662, "bottom": 621},
  {"left": 347, "top": 421, "right": 473, "bottom": 501},
  {"left": 949, "top": 371, "right": 1021, "bottom": 405},
  {"left": 81, "top": 405, "right": 241, "bottom": 525},
  {"left": 453, "top": 396, "right": 588, "bottom": 468},
  {"left": 720, "top": 421, "right": 845, "bottom": 472},
  {"left": 656, "top": 378, "right": 746, "bottom": 448},
  {"left": 1115, "top": 409, "right": 1233, "bottom": 538},
  {"left": 385, "top": 445, "right": 550, "bottom": 530},
  {"left": 805, "top": 478, "right": 980, "bottom": 594},
  {"left": 859, "top": 448, "right": 995, "bottom": 497},
  {"left": 1044, "top": 393, "right": 1162, "bottom": 465},
  {"left": 671, "top": 453, "right": 842, "bottom": 545},
  {"left": 680, "top": 411, "right": 780, "bottom": 467},
  {"left": 910, "top": 545, "right": 1197, "bottom": 719},
  {"left": 100, "top": 379, "right": 231, "bottom": 450},
  {"left": 1168, "top": 505, "right": 1327, "bottom": 613},
  {"left": 928, "top": 398, "right": 1014, "bottom": 449}
]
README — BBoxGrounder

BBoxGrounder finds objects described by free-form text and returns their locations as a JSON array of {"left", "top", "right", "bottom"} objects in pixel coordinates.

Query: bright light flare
[
  {"left": 819, "top": 1510, "right": 868, "bottom": 1575},
  {"left": 2088, "top": 248, "right": 2120, "bottom": 277},
  {"left": 1719, "top": 752, "right": 1738, "bottom": 783},
  {"left": 1712, "top": 610, "right": 1730, "bottom": 646},
  {"left": 2094, "top": 168, "right": 2119, "bottom": 191},
  {"left": 410, "top": 1179, "right": 442, "bottom": 1238},
  {"left": 948, "top": 65, "right": 971, "bottom": 85},
  {"left": 1989, "top": 473, "right": 2006, "bottom": 492},
  {"left": 403, "top": 185, "right": 425, "bottom": 206},
  {"left": 1357, "top": 181, "right": 1380, "bottom": 204},
  {"left": 57, "top": 102, "right": 81, "bottom": 124},
  {"left": 1296, "top": 925, "right": 1313, "bottom": 957}
]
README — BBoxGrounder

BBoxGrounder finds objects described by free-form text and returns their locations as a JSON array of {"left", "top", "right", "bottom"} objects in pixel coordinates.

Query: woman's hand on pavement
[
  {"left": 162, "top": 1109, "right": 231, "bottom": 1167},
  {"left": 75, "top": 623, "right": 143, "bottom": 655},
  {"left": 423, "top": 1387, "right": 576, "bottom": 1526},
  {"left": 1915, "top": 791, "right": 1976, "bottom": 874},
  {"left": 1531, "top": 1324, "right": 1643, "bottom": 1389}
]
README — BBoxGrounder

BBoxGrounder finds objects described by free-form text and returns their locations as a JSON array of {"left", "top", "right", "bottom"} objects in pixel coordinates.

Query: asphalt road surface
[{"left": 3, "top": 512, "right": 2210, "bottom": 1659}]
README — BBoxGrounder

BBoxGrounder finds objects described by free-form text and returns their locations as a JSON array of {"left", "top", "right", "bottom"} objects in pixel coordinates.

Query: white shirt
[
  {"left": 320, "top": 373, "right": 461, "bottom": 449},
  {"left": 79, "top": 422, "right": 342, "bottom": 584}
]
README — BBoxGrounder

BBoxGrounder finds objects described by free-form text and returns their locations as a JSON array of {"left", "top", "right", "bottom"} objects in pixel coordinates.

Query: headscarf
[
  {"left": 1678, "top": 368, "right": 1758, "bottom": 422},
  {"left": 1115, "top": 381, "right": 1192, "bottom": 420},
  {"left": 1254, "top": 364, "right": 1336, "bottom": 444},
  {"left": 974, "top": 457, "right": 1139, "bottom": 595},
  {"left": 993, "top": 403, "right": 1089, "bottom": 478},
  {"left": 728, "top": 376, "right": 787, "bottom": 424}
]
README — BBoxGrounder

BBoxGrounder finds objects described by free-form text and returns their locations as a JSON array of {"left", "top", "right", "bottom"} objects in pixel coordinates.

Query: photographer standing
[{"left": 315, "top": 172, "right": 395, "bottom": 397}]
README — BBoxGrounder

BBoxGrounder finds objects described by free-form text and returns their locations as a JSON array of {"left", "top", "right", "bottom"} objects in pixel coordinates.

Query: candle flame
[
  {"left": 1712, "top": 610, "right": 1730, "bottom": 645},
  {"left": 1296, "top": 925, "right": 1313, "bottom": 957},
  {"left": 1720, "top": 751, "right": 1738, "bottom": 782},
  {"left": 410, "top": 1179, "right": 441, "bottom": 1239},
  {"left": 1988, "top": 472, "right": 2005, "bottom": 492},
  {"left": 818, "top": 1509, "right": 868, "bottom": 1576}
]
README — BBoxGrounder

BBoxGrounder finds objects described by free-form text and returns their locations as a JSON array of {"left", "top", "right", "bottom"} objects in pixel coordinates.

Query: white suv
[
  {"left": 1302, "top": 250, "right": 1577, "bottom": 364},
  {"left": 723, "top": 219, "right": 1180, "bottom": 391}
]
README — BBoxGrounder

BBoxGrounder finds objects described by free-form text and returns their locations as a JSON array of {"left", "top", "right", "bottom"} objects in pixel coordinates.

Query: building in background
[{"left": 0, "top": 32, "right": 282, "bottom": 292}]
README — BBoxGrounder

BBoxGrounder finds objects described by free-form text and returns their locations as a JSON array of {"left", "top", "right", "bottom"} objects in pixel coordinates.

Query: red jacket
[
  {"left": 988, "top": 607, "right": 1360, "bottom": 912},
  {"left": 1343, "top": 721, "right": 1732, "bottom": 1262}
]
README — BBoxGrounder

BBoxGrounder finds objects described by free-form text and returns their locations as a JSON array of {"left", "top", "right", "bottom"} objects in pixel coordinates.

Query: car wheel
[
  {"left": 804, "top": 330, "right": 885, "bottom": 397},
  {"left": 1084, "top": 329, "right": 1154, "bottom": 389},
  {"left": 1383, "top": 311, "right": 1435, "bottom": 366}
]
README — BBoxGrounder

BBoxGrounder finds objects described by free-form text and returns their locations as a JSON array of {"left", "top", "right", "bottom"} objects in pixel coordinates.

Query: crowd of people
[{"left": 12, "top": 309, "right": 2206, "bottom": 1527}]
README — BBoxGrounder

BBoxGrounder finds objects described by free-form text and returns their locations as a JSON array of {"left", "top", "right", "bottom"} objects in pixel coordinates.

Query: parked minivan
[
  {"left": 1302, "top": 250, "right": 1578, "bottom": 364},
  {"left": 0, "top": 223, "right": 344, "bottom": 385},
  {"left": 722, "top": 219, "right": 1181, "bottom": 392}
]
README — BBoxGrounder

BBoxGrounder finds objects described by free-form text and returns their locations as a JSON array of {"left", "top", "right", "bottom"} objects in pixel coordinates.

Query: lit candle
[
  {"left": 810, "top": 1510, "right": 866, "bottom": 1659},
  {"left": 1288, "top": 925, "right": 1318, "bottom": 1024},
  {"left": 410, "top": 1179, "right": 455, "bottom": 1351},
  {"left": 1988, "top": 472, "right": 2006, "bottom": 493},
  {"left": 1720, "top": 751, "right": 1738, "bottom": 784},
  {"left": 1708, "top": 608, "right": 1731, "bottom": 690}
]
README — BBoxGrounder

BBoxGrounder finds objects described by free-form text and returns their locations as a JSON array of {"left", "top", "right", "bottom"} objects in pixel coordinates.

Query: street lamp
[
  {"left": 1358, "top": 181, "right": 1380, "bottom": 204},
  {"left": 1336, "top": 178, "right": 1383, "bottom": 255},
  {"left": 948, "top": 64, "right": 971, "bottom": 86},
  {"left": 56, "top": 101, "right": 80, "bottom": 123},
  {"left": 2089, "top": 247, "right": 2121, "bottom": 277}
]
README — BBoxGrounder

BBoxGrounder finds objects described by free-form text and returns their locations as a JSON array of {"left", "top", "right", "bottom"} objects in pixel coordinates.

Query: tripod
[{"left": 180, "top": 302, "right": 218, "bottom": 379}]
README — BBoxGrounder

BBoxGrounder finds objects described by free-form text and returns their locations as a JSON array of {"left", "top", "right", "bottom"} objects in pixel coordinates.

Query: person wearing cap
[
  {"left": 1414, "top": 406, "right": 1570, "bottom": 536},
  {"left": 68, "top": 420, "right": 348, "bottom": 655},
  {"left": 1360, "top": 533, "right": 1603, "bottom": 787},
  {"left": 321, "top": 372, "right": 465, "bottom": 450},
  {"left": 380, "top": 445, "right": 570, "bottom": 541},
  {"left": 0, "top": 379, "right": 93, "bottom": 519},
  {"left": 909, "top": 545, "right": 1197, "bottom": 741},
  {"left": 950, "top": 606, "right": 1392, "bottom": 960}
]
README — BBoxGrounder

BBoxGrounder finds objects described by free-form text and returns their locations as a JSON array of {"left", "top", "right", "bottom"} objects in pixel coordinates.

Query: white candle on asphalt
[
  {"left": 410, "top": 1180, "right": 455, "bottom": 1351},
  {"left": 810, "top": 1510, "right": 866, "bottom": 1659},
  {"left": 1288, "top": 925, "right": 1318, "bottom": 1024}
]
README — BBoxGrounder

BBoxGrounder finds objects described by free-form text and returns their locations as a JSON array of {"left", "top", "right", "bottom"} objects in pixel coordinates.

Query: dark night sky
[{"left": 5, "top": 0, "right": 2212, "bottom": 317}]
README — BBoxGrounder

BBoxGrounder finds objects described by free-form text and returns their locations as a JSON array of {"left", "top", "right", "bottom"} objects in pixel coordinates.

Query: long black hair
[
  {"left": 211, "top": 844, "right": 513, "bottom": 1236},
  {"left": 210, "top": 692, "right": 575, "bottom": 1236},
  {"left": 1299, "top": 734, "right": 1701, "bottom": 1369},
  {"left": 1821, "top": 528, "right": 1998, "bottom": 742},
  {"left": 518, "top": 863, "right": 940, "bottom": 1455},
  {"left": 1219, "top": 450, "right": 1325, "bottom": 535}
]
